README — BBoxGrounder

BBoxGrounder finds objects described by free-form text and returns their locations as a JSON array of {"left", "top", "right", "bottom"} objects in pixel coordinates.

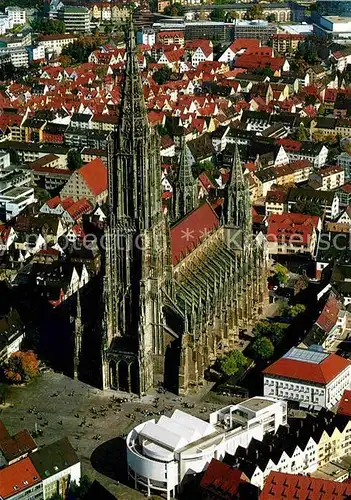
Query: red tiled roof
[
  {"left": 260, "top": 471, "right": 351, "bottom": 499},
  {"left": 78, "top": 158, "right": 107, "bottom": 196},
  {"left": 0, "top": 430, "right": 37, "bottom": 462},
  {"left": 316, "top": 292, "right": 340, "bottom": 333},
  {"left": 228, "top": 38, "right": 261, "bottom": 53},
  {"left": 66, "top": 198, "right": 92, "bottom": 220},
  {"left": 171, "top": 202, "right": 219, "bottom": 265},
  {"left": 0, "top": 457, "right": 41, "bottom": 499},
  {"left": 198, "top": 172, "right": 215, "bottom": 190},
  {"left": 60, "top": 197, "right": 75, "bottom": 210},
  {"left": 200, "top": 458, "right": 247, "bottom": 495},
  {"left": 266, "top": 189, "right": 287, "bottom": 204},
  {"left": 337, "top": 389, "right": 351, "bottom": 416},
  {"left": 263, "top": 352, "right": 350, "bottom": 384},
  {"left": 267, "top": 213, "right": 320, "bottom": 245},
  {"left": 46, "top": 195, "right": 61, "bottom": 209}
]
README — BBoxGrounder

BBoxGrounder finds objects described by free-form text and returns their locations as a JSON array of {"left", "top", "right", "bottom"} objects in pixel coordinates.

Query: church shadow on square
[{"left": 90, "top": 437, "right": 129, "bottom": 485}]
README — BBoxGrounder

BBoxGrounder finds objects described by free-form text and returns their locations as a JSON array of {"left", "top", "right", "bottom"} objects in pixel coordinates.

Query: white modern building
[
  {"left": 0, "top": 186, "right": 36, "bottom": 220},
  {"left": 263, "top": 346, "right": 351, "bottom": 409},
  {"left": 126, "top": 397, "right": 287, "bottom": 499},
  {"left": 0, "top": 14, "right": 13, "bottom": 35},
  {"left": 5, "top": 6, "right": 26, "bottom": 25},
  {"left": 58, "top": 6, "right": 91, "bottom": 33}
]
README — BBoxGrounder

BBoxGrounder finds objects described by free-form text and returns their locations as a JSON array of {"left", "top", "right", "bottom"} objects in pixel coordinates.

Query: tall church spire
[
  {"left": 108, "top": 15, "right": 161, "bottom": 229},
  {"left": 226, "top": 142, "right": 252, "bottom": 235},
  {"left": 120, "top": 17, "right": 147, "bottom": 142},
  {"left": 173, "top": 136, "right": 197, "bottom": 220}
]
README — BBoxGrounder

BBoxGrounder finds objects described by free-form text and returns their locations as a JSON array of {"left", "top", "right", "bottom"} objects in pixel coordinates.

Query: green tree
[
  {"left": 291, "top": 200, "right": 323, "bottom": 217},
  {"left": 251, "top": 336, "right": 274, "bottom": 360},
  {"left": 35, "top": 188, "right": 51, "bottom": 203},
  {"left": 67, "top": 150, "right": 83, "bottom": 171},
  {"left": 253, "top": 321, "right": 287, "bottom": 346},
  {"left": 68, "top": 475, "right": 92, "bottom": 500},
  {"left": 163, "top": 2, "right": 184, "bottom": 16},
  {"left": 62, "top": 36, "right": 102, "bottom": 64},
  {"left": 153, "top": 66, "right": 172, "bottom": 85},
  {"left": 30, "top": 18, "right": 66, "bottom": 35},
  {"left": 296, "top": 123, "right": 308, "bottom": 141},
  {"left": 266, "top": 13, "right": 276, "bottom": 22},
  {"left": 210, "top": 8, "right": 226, "bottom": 21},
  {"left": 318, "top": 104, "right": 326, "bottom": 115},
  {"left": 274, "top": 263, "right": 289, "bottom": 285},
  {"left": 218, "top": 350, "right": 247, "bottom": 376},
  {"left": 246, "top": 4, "right": 264, "bottom": 20},
  {"left": 287, "top": 303, "right": 306, "bottom": 318}
]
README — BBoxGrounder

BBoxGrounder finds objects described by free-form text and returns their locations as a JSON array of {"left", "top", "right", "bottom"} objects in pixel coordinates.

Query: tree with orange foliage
[{"left": 4, "top": 351, "right": 39, "bottom": 384}]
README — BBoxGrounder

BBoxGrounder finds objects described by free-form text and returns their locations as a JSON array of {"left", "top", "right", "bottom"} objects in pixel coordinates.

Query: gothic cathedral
[{"left": 102, "top": 20, "right": 268, "bottom": 395}]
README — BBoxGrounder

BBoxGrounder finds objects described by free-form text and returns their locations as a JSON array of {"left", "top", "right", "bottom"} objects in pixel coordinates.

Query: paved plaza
[{"left": 0, "top": 372, "right": 237, "bottom": 499}]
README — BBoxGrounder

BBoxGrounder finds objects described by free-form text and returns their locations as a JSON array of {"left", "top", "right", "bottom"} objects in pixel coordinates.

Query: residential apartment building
[
  {"left": 37, "top": 34, "right": 78, "bottom": 56},
  {"left": 310, "top": 165, "right": 345, "bottom": 190},
  {"left": 228, "top": 410, "right": 351, "bottom": 489},
  {"left": 302, "top": 290, "right": 347, "bottom": 351},
  {"left": 271, "top": 33, "right": 306, "bottom": 53},
  {"left": 263, "top": 346, "right": 351, "bottom": 409},
  {"left": 58, "top": 6, "right": 91, "bottom": 33},
  {"left": 266, "top": 213, "right": 321, "bottom": 256},
  {"left": 0, "top": 434, "right": 80, "bottom": 500},
  {"left": 0, "top": 457, "right": 42, "bottom": 500},
  {"left": 287, "top": 187, "right": 339, "bottom": 221},
  {"left": 4, "top": 7, "right": 26, "bottom": 25},
  {"left": 126, "top": 397, "right": 287, "bottom": 500},
  {"left": 0, "top": 47, "right": 28, "bottom": 67}
]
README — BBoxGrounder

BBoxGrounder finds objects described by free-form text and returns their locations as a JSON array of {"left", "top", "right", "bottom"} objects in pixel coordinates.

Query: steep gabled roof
[
  {"left": 78, "top": 158, "right": 107, "bottom": 196},
  {"left": 260, "top": 471, "right": 351, "bottom": 499}
]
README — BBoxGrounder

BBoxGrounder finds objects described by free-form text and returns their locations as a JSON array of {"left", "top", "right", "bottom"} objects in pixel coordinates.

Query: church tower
[
  {"left": 173, "top": 137, "right": 197, "bottom": 221},
  {"left": 103, "top": 18, "right": 169, "bottom": 394},
  {"left": 223, "top": 142, "right": 252, "bottom": 249}
]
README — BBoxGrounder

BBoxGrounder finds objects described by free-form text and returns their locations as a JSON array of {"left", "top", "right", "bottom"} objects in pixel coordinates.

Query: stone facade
[{"left": 102, "top": 20, "right": 268, "bottom": 395}]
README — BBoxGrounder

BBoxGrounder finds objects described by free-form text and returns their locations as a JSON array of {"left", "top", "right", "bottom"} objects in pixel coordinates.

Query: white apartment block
[
  {"left": 0, "top": 14, "right": 13, "bottom": 34},
  {"left": 263, "top": 347, "right": 351, "bottom": 410},
  {"left": 5, "top": 7, "right": 26, "bottom": 25},
  {"left": 38, "top": 34, "right": 78, "bottom": 56},
  {"left": 126, "top": 397, "right": 287, "bottom": 500}
]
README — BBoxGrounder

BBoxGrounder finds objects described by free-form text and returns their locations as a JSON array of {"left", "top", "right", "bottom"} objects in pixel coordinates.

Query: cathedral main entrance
[{"left": 108, "top": 355, "right": 139, "bottom": 394}]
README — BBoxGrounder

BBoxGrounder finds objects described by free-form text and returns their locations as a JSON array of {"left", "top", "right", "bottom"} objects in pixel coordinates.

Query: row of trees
[{"left": 210, "top": 5, "right": 275, "bottom": 22}]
